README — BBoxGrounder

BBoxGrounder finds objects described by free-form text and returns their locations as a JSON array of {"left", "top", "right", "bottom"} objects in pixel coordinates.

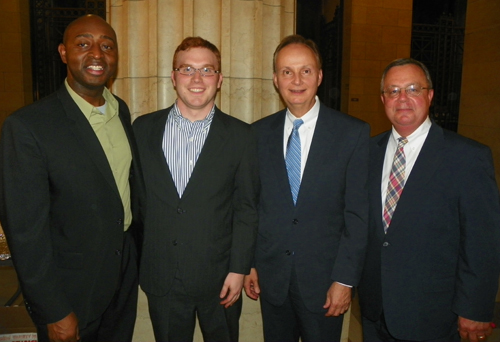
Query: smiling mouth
[
  {"left": 190, "top": 88, "right": 204, "bottom": 93},
  {"left": 87, "top": 65, "right": 104, "bottom": 71}
]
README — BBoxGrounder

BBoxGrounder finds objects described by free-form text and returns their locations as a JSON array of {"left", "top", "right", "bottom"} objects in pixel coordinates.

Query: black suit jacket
[
  {"left": 133, "top": 105, "right": 259, "bottom": 297},
  {"left": 0, "top": 86, "right": 143, "bottom": 327},
  {"left": 252, "top": 103, "right": 370, "bottom": 313},
  {"left": 358, "top": 123, "right": 500, "bottom": 340}
]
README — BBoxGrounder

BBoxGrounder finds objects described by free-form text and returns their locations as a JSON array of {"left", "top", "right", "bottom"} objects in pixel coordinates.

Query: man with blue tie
[{"left": 244, "top": 35, "right": 370, "bottom": 342}]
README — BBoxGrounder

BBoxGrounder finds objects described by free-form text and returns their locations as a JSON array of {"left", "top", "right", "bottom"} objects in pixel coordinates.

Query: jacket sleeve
[
  {"left": 229, "top": 126, "right": 260, "bottom": 275},
  {"left": 452, "top": 144, "right": 500, "bottom": 322},
  {"left": 0, "top": 115, "right": 73, "bottom": 325},
  {"left": 331, "top": 122, "right": 370, "bottom": 286}
]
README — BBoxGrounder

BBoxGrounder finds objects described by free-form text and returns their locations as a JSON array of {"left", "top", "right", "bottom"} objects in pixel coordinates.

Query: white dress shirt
[
  {"left": 381, "top": 117, "right": 432, "bottom": 213},
  {"left": 283, "top": 96, "right": 320, "bottom": 178}
]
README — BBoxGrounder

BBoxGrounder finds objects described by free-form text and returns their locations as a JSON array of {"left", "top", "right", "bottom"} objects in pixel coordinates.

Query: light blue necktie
[{"left": 286, "top": 119, "right": 304, "bottom": 205}]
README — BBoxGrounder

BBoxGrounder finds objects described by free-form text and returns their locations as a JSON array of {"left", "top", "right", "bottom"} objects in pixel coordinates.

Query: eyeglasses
[
  {"left": 173, "top": 66, "right": 220, "bottom": 77},
  {"left": 382, "top": 84, "right": 431, "bottom": 98}
]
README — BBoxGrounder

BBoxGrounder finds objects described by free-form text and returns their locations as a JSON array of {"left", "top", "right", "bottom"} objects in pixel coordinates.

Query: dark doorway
[
  {"left": 411, "top": 0, "right": 467, "bottom": 132},
  {"left": 30, "top": 0, "right": 106, "bottom": 101},
  {"left": 296, "top": 0, "right": 343, "bottom": 111}
]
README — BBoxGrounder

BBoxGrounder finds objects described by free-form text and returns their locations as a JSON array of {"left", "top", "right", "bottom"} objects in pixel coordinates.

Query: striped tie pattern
[
  {"left": 383, "top": 137, "right": 408, "bottom": 233},
  {"left": 286, "top": 119, "right": 304, "bottom": 205}
]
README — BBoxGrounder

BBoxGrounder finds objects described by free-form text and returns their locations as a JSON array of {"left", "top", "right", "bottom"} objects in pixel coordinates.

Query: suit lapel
[
  {"left": 146, "top": 108, "right": 181, "bottom": 204},
  {"left": 387, "top": 123, "right": 445, "bottom": 232},
  {"left": 57, "top": 86, "right": 120, "bottom": 199},
  {"left": 181, "top": 108, "right": 228, "bottom": 199},
  {"left": 372, "top": 132, "right": 391, "bottom": 239},
  {"left": 266, "top": 111, "right": 295, "bottom": 206},
  {"left": 296, "top": 105, "right": 337, "bottom": 208}
]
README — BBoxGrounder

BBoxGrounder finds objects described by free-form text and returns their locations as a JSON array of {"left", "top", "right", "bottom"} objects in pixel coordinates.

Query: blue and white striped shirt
[{"left": 162, "top": 102, "right": 215, "bottom": 197}]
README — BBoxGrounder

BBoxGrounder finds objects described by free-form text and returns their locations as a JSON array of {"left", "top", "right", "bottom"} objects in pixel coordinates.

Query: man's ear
[
  {"left": 171, "top": 70, "right": 177, "bottom": 88},
  {"left": 58, "top": 44, "right": 67, "bottom": 64}
]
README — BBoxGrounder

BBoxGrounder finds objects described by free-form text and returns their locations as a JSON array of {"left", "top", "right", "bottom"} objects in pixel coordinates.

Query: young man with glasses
[
  {"left": 133, "top": 37, "right": 259, "bottom": 342},
  {"left": 357, "top": 58, "right": 500, "bottom": 342}
]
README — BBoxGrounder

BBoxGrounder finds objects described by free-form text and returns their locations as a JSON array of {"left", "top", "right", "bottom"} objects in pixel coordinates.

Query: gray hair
[{"left": 380, "top": 58, "right": 433, "bottom": 92}]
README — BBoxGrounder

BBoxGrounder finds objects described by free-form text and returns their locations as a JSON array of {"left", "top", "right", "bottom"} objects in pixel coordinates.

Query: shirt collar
[
  {"left": 172, "top": 101, "right": 215, "bottom": 132},
  {"left": 390, "top": 116, "right": 432, "bottom": 143},
  {"left": 64, "top": 79, "right": 118, "bottom": 122}
]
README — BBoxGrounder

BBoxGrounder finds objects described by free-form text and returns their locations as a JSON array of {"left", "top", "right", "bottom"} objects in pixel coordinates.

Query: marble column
[{"left": 108, "top": 0, "right": 295, "bottom": 123}]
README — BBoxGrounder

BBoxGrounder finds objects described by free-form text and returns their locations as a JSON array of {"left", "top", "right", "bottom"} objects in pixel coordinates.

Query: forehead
[
  {"left": 66, "top": 18, "right": 116, "bottom": 41},
  {"left": 384, "top": 64, "right": 427, "bottom": 86},
  {"left": 276, "top": 44, "right": 319, "bottom": 69},
  {"left": 175, "top": 47, "right": 218, "bottom": 67}
]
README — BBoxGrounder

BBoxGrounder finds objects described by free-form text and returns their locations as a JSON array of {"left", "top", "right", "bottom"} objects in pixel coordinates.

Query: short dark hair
[
  {"left": 172, "top": 37, "right": 221, "bottom": 71},
  {"left": 273, "top": 35, "right": 322, "bottom": 72},
  {"left": 381, "top": 58, "right": 433, "bottom": 92}
]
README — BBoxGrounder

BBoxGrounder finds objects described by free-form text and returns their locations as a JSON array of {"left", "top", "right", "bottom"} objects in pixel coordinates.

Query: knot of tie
[
  {"left": 398, "top": 137, "right": 408, "bottom": 148},
  {"left": 293, "top": 119, "right": 304, "bottom": 131}
]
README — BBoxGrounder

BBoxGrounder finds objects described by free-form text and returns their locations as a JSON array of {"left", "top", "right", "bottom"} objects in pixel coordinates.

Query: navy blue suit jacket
[
  {"left": 358, "top": 122, "right": 500, "bottom": 340},
  {"left": 253, "top": 102, "right": 370, "bottom": 313}
]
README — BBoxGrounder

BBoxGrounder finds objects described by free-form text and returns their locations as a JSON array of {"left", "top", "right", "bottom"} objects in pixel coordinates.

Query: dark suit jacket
[
  {"left": 133, "top": 105, "right": 259, "bottom": 297},
  {"left": 0, "top": 86, "right": 143, "bottom": 328},
  {"left": 252, "top": 103, "right": 370, "bottom": 313},
  {"left": 358, "top": 123, "right": 500, "bottom": 340}
]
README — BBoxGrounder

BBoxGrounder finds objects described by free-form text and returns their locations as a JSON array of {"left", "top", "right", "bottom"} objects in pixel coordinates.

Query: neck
[{"left": 177, "top": 101, "right": 214, "bottom": 123}]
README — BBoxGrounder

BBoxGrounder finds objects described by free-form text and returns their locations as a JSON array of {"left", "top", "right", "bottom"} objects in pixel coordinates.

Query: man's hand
[
  {"left": 47, "top": 312, "right": 79, "bottom": 342},
  {"left": 458, "top": 316, "right": 493, "bottom": 342},
  {"left": 323, "top": 282, "right": 351, "bottom": 317},
  {"left": 220, "top": 272, "right": 244, "bottom": 308},
  {"left": 243, "top": 268, "right": 260, "bottom": 300}
]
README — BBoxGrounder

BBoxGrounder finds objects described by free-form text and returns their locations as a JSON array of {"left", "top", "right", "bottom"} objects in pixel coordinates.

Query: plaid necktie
[
  {"left": 383, "top": 137, "right": 408, "bottom": 233},
  {"left": 286, "top": 119, "right": 304, "bottom": 205}
]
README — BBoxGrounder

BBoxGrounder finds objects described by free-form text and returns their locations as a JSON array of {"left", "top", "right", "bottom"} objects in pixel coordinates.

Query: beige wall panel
[
  {"left": 262, "top": 79, "right": 282, "bottom": 118},
  {"left": 125, "top": 1, "right": 149, "bottom": 78},
  {"left": 229, "top": 78, "right": 255, "bottom": 124},
  {"left": 229, "top": 0, "right": 256, "bottom": 121},
  {"left": 193, "top": 0, "right": 221, "bottom": 46},
  {"left": 282, "top": 0, "right": 296, "bottom": 36},
  {"left": 156, "top": 76, "right": 177, "bottom": 111},
  {"left": 158, "top": 0, "right": 184, "bottom": 77}
]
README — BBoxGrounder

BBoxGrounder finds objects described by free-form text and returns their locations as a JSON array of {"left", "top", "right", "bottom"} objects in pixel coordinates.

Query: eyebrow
[
  {"left": 387, "top": 83, "right": 421, "bottom": 87},
  {"left": 179, "top": 64, "right": 216, "bottom": 68},
  {"left": 280, "top": 65, "right": 314, "bottom": 69}
]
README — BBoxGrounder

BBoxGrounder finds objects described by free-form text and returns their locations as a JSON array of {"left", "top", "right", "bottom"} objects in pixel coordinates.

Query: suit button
[
  {"left": 172, "top": 240, "right": 178, "bottom": 246},
  {"left": 115, "top": 250, "right": 122, "bottom": 256},
  {"left": 177, "top": 208, "right": 185, "bottom": 214},
  {"left": 292, "top": 219, "right": 299, "bottom": 225},
  {"left": 285, "top": 250, "right": 291, "bottom": 255},
  {"left": 117, "top": 218, "right": 123, "bottom": 225},
  {"left": 382, "top": 242, "right": 389, "bottom": 247}
]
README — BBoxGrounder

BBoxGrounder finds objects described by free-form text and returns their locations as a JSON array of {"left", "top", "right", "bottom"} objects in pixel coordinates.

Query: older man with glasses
[{"left": 357, "top": 58, "right": 500, "bottom": 342}]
